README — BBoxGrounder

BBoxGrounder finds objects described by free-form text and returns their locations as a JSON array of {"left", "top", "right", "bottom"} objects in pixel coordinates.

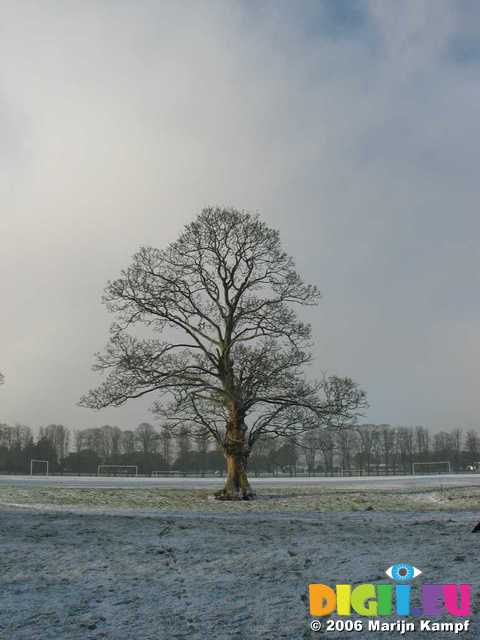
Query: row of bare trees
[
  {"left": 0, "top": 423, "right": 68, "bottom": 474},
  {"left": 298, "top": 424, "right": 480, "bottom": 475},
  {"left": 0, "top": 422, "right": 223, "bottom": 474},
  {"left": 1, "top": 420, "right": 479, "bottom": 475}
]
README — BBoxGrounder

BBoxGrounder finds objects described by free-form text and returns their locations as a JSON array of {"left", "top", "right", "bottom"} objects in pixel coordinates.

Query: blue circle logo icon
[{"left": 386, "top": 563, "right": 422, "bottom": 582}]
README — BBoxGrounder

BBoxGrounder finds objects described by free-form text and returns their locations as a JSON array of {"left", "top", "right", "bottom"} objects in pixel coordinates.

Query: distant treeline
[
  {"left": 300, "top": 424, "right": 480, "bottom": 475},
  {"left": 0, "top": 423, "right": 222, "bottom": 475},
  {"left": 0, "top": 422, "right": 479, "bottom": 475}
]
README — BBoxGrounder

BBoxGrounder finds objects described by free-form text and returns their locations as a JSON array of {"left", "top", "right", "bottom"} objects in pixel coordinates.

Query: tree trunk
[
  {"left": 214, "top": 451, "right": 255, "bottom": 500},
  {"left": 214, "top": 401, "right": 255, "bottom": 500}
]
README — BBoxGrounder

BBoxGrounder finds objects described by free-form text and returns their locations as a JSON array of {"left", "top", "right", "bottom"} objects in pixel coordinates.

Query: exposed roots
[{"left": 214, "top": 487, "right": 256, "bottom": 501}]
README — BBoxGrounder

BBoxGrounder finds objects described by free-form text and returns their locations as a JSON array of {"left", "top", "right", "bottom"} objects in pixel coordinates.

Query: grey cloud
[{"left": 0, "top": 1, "right": 479, "bottom": 432}]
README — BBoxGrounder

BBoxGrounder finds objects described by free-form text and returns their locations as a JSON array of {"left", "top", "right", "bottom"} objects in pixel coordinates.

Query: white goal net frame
[
  {"left": 97, "top": 465, "right": 138, "bottom": 477},
  {"left": 412, "top": 461, "right": 451, "bottom": 475},
  {"left": 30, "top": 459, "right": 49, "bottom": 476}
]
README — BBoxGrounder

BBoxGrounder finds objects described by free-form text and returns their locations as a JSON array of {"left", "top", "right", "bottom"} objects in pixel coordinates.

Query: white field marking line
[{"left": 2, "top": 473, "right": 480, "bottom": 482}]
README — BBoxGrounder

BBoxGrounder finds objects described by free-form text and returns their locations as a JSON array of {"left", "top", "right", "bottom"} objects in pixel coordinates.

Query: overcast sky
[{"left": 1, "top": 0, "right": 480, "bottom": 433}]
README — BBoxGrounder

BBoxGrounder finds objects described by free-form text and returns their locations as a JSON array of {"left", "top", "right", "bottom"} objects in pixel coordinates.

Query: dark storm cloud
[{"left": 1, "top": 0, "right": 479, "bottom": 432}]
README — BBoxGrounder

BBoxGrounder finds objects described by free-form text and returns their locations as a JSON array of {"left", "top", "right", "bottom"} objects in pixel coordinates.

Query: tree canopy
[{"left": 80, "top": 207, "right": 366, "bottom": 497}]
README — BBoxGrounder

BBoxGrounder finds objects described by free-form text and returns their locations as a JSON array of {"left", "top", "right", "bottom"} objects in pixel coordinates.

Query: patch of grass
[{"left": 1, "top": 484, "right": 480, "bottom": 513}]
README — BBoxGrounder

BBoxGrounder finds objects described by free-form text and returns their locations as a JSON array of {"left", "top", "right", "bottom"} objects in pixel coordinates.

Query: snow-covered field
[
  {"left": 2, "top": 472, "right": 480, "bottom": 490},
  {"left": 1, "top": 484, "right": 479, "bottom": 640}
]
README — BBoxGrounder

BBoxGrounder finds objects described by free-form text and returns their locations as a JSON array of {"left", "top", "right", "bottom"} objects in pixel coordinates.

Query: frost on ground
[
  {"left": 2, "top": 484, "right": 480, "bottom": 512},
  {"left": 0, "top": 487, "right": 479, "bottom": 640}
]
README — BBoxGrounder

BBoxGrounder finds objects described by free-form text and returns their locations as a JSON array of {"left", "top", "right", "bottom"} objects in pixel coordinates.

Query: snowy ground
[
  {"left": 1, "top": 484, "right": 479, "bottom": 640},
  {"left": 2, "top": 472, "right": 480, "bottom": 490}
]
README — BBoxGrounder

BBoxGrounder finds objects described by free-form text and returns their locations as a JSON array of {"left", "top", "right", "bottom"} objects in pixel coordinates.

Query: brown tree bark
[
  {"left": 215, "top": 401, "right": 255, "bottom": 500},
  {"left": 215, "top": 451, "right": 254, "bottom": 500}
]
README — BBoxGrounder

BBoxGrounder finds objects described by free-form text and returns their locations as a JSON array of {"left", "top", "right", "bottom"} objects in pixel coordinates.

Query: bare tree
[
  {"left": 158, "top": 427, "right": 172, "bottom": 467},
  {"left": 0, "top": 423, "right": 14, "bottom": 449},
  {"left": 176, "top": 425, "right": 191, "bottom": 459},
  {"left": 110, "top": 426, "right": 122, "bottom": 458},
  {"left": 99, "top": 425, "right": 117, "bottom": 459},
  {"left": 465, "top": 430, "right": 480, "bottom": 467},
  {"left": 433, "top": 431, "right": 450, "bottom": 462},
  {"left": 356, "top": 424, "right": 378, "bottom": 475},
  {"left": 448, "top": 428, "right": 463, "bottom": 471},
  {"left": 414, "top": 426, "right": 430, "bottom": 462},
  {"left": 317, "top": 429, "right": 335, "bottom": 474},
  {"left": 397, "top": 427, "right": 415, "bottom": 473},
  {"left": 196, "top": 428, "right": 210, "bottom": 471},
  {"left": 335, "top": 426, "right": 358, "bottom": 475},
  {"left": 80, "top": 207, "right": 366, "bottom": 498},
  {"left": 73, "top": 429, "right": 84, "bottom": 453},
  {"left": 301, "top": 429, "right": 319, "bottom": 474},
  {"left": 136, "top": 422, "right": 158, "bottom": 455},
  {"left": 120, "top": 429, "right": 136, "bottom": 455},
  {"left": 40, "top": 424, "right": 70, "bottom": 461}
]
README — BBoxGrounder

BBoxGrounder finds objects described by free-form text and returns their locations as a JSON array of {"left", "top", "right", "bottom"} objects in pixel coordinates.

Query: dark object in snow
[
  {"left": 472, "top": 522, "right": 480, "bottom": 532},
  {"left": 214, "top": 492, "right": 253, "bottom": 501}
]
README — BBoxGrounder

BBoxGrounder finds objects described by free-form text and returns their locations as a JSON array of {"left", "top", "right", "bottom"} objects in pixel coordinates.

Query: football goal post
[
  {"left": 97, "top": 465, "right": 138, "bottom": 477},
  {"left": 412, "top": 461, "right": 451, "bottom": 475},
  {"left": 30, "top": 459, "right": 49, "bottom": 476}
]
